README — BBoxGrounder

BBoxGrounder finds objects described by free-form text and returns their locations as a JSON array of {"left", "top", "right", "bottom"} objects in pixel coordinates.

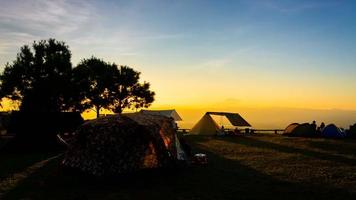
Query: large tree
[
  {"left": 0, "top": 39, "right": 77, "bottom": 112},
  {"left": 72, "top": 57, "right": 155, "bottom": 117},
  {"left": 0, "top": 39, "right": 155, "bottom": 116},
  {"left": 108, "top": 65, "right": 155, "bottom": 114},
  {"left": 72, "top": 57, "right": 117, "bottom": 118}
]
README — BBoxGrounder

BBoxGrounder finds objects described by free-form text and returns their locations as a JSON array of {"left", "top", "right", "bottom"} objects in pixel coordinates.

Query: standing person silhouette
[
  {"left": 320, "top": 122, "right": 325, "bottom": 131},
  {"left": 311, "top": 120, "right": 317, "bottom": 134}
]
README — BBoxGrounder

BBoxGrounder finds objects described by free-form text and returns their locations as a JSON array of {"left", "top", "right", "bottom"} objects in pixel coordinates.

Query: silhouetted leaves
[
  {"left": 72, "top": 57, "right": 155, "bottom": 117},
  {"left": 0, "top": 39, "right": 75, "bottom": 112},
  {"left": 108, "top": 65, "right": 155, "bottom": 114},
  {"left": 0, "top": 39, "right": 155, "bottom": 115}
]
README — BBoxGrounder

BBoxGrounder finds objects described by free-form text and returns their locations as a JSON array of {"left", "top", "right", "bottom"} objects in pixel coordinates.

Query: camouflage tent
[{"left": 62, "top": 113, "right": 185, "bottom": 176}]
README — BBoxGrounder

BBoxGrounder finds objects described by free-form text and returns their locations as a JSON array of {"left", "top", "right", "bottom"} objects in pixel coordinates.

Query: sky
[{"left": 0, "top": 0, "right": 356, "bottom": 128}]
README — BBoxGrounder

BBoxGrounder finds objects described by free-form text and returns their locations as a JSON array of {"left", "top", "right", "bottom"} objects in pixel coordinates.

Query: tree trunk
[
  {"left": 116, "top": 107, "right": 122, "bottom": 114},
  {"left": 116, "top": 101, "right": 123, "bottom": 113},
  {"left": 96, "top": 105, "right": 100, "bottom": 118}
]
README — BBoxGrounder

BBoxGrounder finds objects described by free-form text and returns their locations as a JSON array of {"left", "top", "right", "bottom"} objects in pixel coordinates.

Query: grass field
[{"left": 1, "top": 134, "right": 356, "bottom": 199}]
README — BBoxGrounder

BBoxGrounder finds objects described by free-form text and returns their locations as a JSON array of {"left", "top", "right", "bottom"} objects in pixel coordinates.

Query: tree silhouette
[
  {"left": 122, "top": 82, "right": 155, "bottom": 112},
  {"left": 72, "top": 57, "right": 155, "bottom": 117},
  {"left": 0, "top": 39, "right": 155, "bottom": 116},
  {"left": 0, "top": 39, "right": 77, "bottom": 112},
  {"left": 72, "top": 57, "right": 117, "bottom": 118},
  {"left": 108, "top": 66, "right": 155, "bottom": 114}
]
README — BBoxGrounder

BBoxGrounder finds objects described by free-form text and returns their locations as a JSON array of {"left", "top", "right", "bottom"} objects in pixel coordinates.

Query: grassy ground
[{"left": 1, "top": 134, "right": 356, "bottom": 199}]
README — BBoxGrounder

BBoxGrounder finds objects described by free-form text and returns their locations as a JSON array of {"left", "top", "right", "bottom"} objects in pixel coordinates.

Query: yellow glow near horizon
[
  {"left": 1, "top": 64, "right": 356, "bottom": 129},
  {"left": 132, "top": 60, "right": 356, "bottom": 114},
  {"left": 1, "top": 97, "right": 356, "bottom": 129}
]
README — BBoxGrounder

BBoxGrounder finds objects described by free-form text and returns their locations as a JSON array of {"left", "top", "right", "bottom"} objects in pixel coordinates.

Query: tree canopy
[
  {"left": 0, "top": 39, "right": 155, "bottom": 117},
  {"left": 108, "top": 65, "right": 155, "bottom": 114},
  {"left": 72, "top": 57, "right": 155, "bottom": 117},
  {"left": 0, "top": 39, "right": 75, "bottom": 112}
]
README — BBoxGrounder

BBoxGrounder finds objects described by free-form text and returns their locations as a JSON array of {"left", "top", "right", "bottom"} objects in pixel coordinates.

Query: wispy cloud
[
  {"left": 0, "top": 32, "right": 36, "bottom": 54},
  {"left": 199, "top": 58, "right": 232, "bottom": 74},
  {"left": 245, "top": 0, "right": 340, "bottom": 13},
  {"left": 0, "top": 0, "right": 189, "bottom": 65},
  {"left": 0, "top": 0, "right": 96, "bottom": 63},
  {"left": 67, "top": 31, "right": 187, "bottom": 60},
  {"left": 0, "top": 0, "right": 95, "bottom": 34},
  {"left": 192, "top": 46, "right": 255, "bottom": 74}
]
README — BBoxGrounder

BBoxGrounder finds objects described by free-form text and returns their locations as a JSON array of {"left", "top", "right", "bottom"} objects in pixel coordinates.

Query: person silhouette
[
  {"left": 217, "top": 125, "right": 225, "bottom": 136},
  {"left": 320, "top": 122, "right": 325, "bottom": 131},
  {"left": 311, "top": 120, "right": 317, "bottom": 134}
]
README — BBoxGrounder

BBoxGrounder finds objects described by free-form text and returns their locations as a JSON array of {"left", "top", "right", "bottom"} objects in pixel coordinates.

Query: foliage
[
  {"left": 0, "top": 39, "right": 76, "bottom": 112},
  {"left": 109, "top": 65, "right": 155, "bottom": 113},
  {"left": 72, "top": 57, "right": 155, "bottom": 117},
  {"left": 0, "top": 39, "right": 155, "bottom": 115},
  {"left": 71, "top": 57, "right": 117, "bottom": 116}
]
